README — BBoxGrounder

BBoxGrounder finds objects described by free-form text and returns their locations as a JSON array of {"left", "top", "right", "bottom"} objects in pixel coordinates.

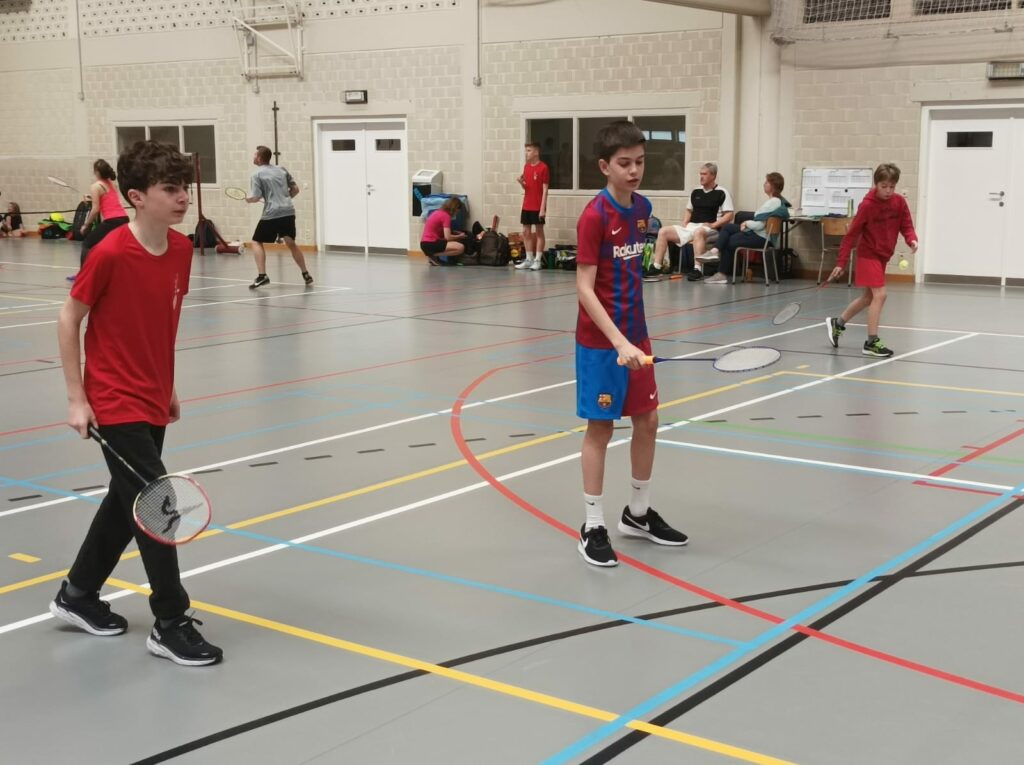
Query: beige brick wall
[
  {"left": 788, "top": 62, "right": 957, "bottom": 272},
  {"left": 482, "top": 30, "right": 723, "bottom": 246}
]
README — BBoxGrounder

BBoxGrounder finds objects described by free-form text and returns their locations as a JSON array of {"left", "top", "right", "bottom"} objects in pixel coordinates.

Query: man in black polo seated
[{"left": 645, "top": 162, "right": 734, "bottom": 282}]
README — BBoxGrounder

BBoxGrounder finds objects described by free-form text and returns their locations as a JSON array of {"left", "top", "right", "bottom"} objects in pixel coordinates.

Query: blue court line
[
  {"left": 219, "top": 525, "right": 743, "bottom": 648},
  {"left": 540, "top": 477, "right": 1024, "bottom": 764},
  {"left": 0, "top": 475, "right": 102, "bottom": 504}
]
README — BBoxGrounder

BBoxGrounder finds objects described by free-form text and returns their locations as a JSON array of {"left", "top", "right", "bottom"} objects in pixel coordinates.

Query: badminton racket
[
  {"left": 771, "top": 276, "right": 836, "bottom": 325},
  {"left": 88, "top": 426, "right": 211, "bottom": 545},
  {"left": 619, "top": 346, "right": 781, "bottom": 373},
  {"left": 224, "top": 186, "right": 248, "bottom": 201},
  {"left": 47, "top": 176, "right": 84, "bottom": 195}
]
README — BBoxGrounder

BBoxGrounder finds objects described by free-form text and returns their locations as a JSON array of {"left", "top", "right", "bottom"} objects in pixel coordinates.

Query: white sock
[
  {"left": 628, "top": 478, "right": 650, "bottom": 518},
  {"left": 526, "top": 251, "right": 535, "bottom": 261},
  {"left": 583, "top": 493, "right": 605, "bottom": 530}
]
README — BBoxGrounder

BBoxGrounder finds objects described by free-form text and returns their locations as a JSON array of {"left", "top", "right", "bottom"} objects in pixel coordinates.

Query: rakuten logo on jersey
[{"left": 612, "top": 242, "right": 643, "bottom": 259}]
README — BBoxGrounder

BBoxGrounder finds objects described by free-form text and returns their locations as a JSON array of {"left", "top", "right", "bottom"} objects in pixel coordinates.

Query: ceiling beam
[{"left": 643, "top": 0, "right": 771, "bottom": 17}]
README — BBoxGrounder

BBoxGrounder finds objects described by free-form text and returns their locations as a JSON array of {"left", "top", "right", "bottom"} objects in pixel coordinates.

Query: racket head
[
  {"left": 772, "top": 301, "right": 802, "bottom": 325},
  {"left": 712, "top": 346, "right": 781, "bottom": 373},
  {"left": 133, "top": 474, "right": 211, "bottom": 545},
  {"left": 47, "top": 175, "right": 74, "bottom": 189},
  {"left": 224, "top": 186, "right": 247, "bottom": 200}
]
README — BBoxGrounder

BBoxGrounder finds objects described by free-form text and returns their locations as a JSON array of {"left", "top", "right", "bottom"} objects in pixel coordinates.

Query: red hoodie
[{"left": 837, "top": 188, "right": 917, "bottom": 269}]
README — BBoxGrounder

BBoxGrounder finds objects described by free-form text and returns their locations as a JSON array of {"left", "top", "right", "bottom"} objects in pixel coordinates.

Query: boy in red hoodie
[{"left": 825, "top": 163, "right": 918, "bottom": 357}]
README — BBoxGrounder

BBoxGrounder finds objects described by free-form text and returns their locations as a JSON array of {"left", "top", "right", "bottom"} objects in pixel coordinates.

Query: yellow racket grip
[{"left": 617, "top": 355, "right": 655, "bottom": 366}]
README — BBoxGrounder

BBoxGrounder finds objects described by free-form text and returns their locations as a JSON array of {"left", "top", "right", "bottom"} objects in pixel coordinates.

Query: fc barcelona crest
[{"left": 597, "top": 393, "right": 613, "bottom": 410}]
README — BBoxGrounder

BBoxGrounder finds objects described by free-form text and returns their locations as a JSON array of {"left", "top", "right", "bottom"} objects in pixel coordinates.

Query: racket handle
[{"left": 617, "top": 355, "right": 655, "bottom": 366}]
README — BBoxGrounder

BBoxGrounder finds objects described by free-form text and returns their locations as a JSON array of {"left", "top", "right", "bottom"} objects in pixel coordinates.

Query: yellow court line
[
  {"left": 781, "top": 370, "right": 1024, "bottom": 398},
  {"left": 105, "top": 578, "right": 795, "bottom": 765},
  {"left": 8, "top": 553, "right": 40, "bottom": 563},
  {"left": 0, "top": 374, "right": 781, "bottom": 597}
]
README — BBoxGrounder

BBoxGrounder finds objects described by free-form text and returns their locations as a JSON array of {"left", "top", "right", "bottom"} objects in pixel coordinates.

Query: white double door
[
  {"left": 317, "top": 120, "right": 408, "bottom": 252},
  {"left": 924, "top": 107, "right": 1024, "bottom": 283}
]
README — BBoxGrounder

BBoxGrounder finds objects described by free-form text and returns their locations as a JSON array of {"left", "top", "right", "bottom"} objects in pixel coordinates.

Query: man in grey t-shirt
[{"left": 245, "top": 145, "right": 313, "bottom": 289}]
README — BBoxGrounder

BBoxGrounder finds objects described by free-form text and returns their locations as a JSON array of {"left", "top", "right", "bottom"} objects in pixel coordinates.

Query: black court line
[
  {"left": 303, "top": 455, "right": 332, "bottom": 461},
  {"left": 71, "top": 485, "right": 105, "bottom": 491},
  {"left": 509, "top": 433, "right": 536, "bottom": 438},
  {"left": 9, "top": 494, "right": 42, "bottom": 502},
  {"left": 408, "top": 443, "right": 435, "bottom": 448},
  {"left": 583, "top": 496, "right": 1024, "bottom": 763},
  {"left": 845, "top": 412, "right": 870, "bottom": 416},
  {"left": 128, "top": 555, "right": 1024, "bottom": 764},
  {"left": 463, "top": 437, "right": 487, "bottom": 443},
  {"left": 249, "top": 462, "right": 278, "bottom": 467},
  {"left": 357, "top": 448, "right": 384, "bottom": 454}
]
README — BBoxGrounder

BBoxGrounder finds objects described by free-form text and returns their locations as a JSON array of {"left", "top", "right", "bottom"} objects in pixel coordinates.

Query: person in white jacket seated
[{"left": 703, "top": 172, "right": 790, "bottom": 284}]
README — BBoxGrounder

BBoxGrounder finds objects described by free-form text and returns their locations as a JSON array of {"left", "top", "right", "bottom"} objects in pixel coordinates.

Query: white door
[
  {"left": 924, "top": 109, "right": 1024, "bottom": 283},
  {"left": 316, "top": 120, "right": 408, "bottom": 252},
  {"left": 320, "top": 127, "right": 367, "bottom": 250}
]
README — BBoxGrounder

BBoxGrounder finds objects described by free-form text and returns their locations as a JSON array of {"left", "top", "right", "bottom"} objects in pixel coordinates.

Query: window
[
  {"left": 332, "top": 139, "right": 356, "bottom": 151},
  {"left": 376, "top": 138, "right": 402, "bottom": 151},
  {"left": 915, "top": 0, "right": 1011, "bottom": 13},
  {"left": 525, "top": 113, "right": 687, "bottom": 192},
  {"left": 114, "top": 123, "right": 218, "bottom": 183},
  {"left": 803, "top": 0, "right": 890, "bottom": 23},
  {"left": 946, "top": 131, "right": 993, "bottom": 148}
]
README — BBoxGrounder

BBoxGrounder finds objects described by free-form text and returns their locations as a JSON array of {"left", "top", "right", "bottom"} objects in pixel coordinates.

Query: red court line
[
  {"left": 449, "top": 360, "right": 1024, "bottom": 707},
  {"left": 0, "top": 330, "right": 565, "bottom": 438},
  {"left": 913, "top": 425, "right": 1024, "bottom": 496}
]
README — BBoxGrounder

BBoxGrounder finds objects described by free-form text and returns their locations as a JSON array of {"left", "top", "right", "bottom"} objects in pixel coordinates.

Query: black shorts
[
  {"left": 521, "top": 210, "right": 545, "bottom": 226},
  {"left": 421, "top": 240, "right": 447, "bottom": 256},
  {"left": 253, "top": 215, "right": 297, "bottom": 243}
]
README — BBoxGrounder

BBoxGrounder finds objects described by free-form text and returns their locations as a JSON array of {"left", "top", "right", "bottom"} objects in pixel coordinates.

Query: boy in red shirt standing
[
  {"left": 51, "top": 141, "right": 222, "bottom": 666},
  {"left": 826, "top": 163, "right": 918, "bottom": 358},
  {"left": 574, "top": 122, "right": 688, "bottom": 567},
  {"left": 515, "top": 141, "right": 549, "bottom": 271}
]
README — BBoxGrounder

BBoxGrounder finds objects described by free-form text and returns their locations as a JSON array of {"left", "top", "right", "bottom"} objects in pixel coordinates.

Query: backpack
[
  {"left": 193, "top": 219, "right": 218, "bottom": 248},
  {"left": 70, "top": 201, "right": 92, "bottom": 241},
  {"left": 478, "top": 229, "right": 511, "bottom": 266}
]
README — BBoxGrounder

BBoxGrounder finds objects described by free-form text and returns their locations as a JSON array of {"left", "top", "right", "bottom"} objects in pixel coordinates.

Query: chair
[
  {"left": 817, "top": 216, "right": 854, "bottom": 285},
  {"left": 732, "top": 217, "right": 782, "bottom": 285}
]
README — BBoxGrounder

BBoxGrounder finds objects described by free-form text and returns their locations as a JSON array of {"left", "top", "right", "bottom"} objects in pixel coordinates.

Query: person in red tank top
[
  {"left": 51, "top": 140, "right": 223, "bottom": 667},
  {"left": 67, "top": 159, "right": 131, "bottom": 282}
]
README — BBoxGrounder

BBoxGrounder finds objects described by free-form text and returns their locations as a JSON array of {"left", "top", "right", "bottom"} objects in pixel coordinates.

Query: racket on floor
[
  {"left": 771, "top": 277, "right": 836, "bottom": 325},
  {"left": 88, "top": 426, "right": 211, "bottom": 545},
  {"left": 224, "top": 187, "right": 247, "bottom": 201},
  {"left": 47, "top": 176, "right": 84, "bottom": 195},
  {"left": 619, "top": 346, "right": 781, "bottom": 373}
]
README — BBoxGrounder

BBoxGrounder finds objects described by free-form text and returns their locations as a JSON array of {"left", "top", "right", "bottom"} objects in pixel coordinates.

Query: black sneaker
[
  {"left": 49, "top": 581, "right": 127, "bottom": 636},
  {"left": 147, "top": 614, "right": 223, "bottom": 666},
  {"left": 686, "top": 269, "right": 704, "bottom": 282},
  {"left": 863, "top": 338, "right": 894, "bottom": 357},
  {"left": 618, "top": 507, "right": 689, "bottom": 546},
  {"left": 642, "top": 264, "right": 664, "bottom": 282},
  {"left": 302, "top": 271, "right": 314, "bottom": 285},
  {"left": 425, "top": 254, "right": 442, "bottom": 266},
  {"left": 578, "top": 525, "right": 618, "bottom": 567},
  {"left": 825, "top": 317, "right": 844, "bottom": 348},
  {"left": 249, "top": 274, "right": 270, "bottom": 289}
]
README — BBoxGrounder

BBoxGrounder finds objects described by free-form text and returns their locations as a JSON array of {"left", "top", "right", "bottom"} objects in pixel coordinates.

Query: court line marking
[
  {"left": 654, "top": 439, "right": 1015, "bottom": 492},
  {"left": 539, "top": 473, "right": 1024, "bottom": 763},
  {"left": 780, "top": 370, "right": 1024, "bottom": 398},
  {"left": 99, "top": 579, "right": 796, "bottom": 765}
]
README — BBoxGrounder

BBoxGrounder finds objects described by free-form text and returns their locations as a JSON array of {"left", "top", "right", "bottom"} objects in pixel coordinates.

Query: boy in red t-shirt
[
  {"left": 51, "top": 141, "right": 222, "bottom": 667},
  {"left": 574, "top": 122, "right": 688, "bottom": 567},
  {"left": 515, "top": 141, "right": 549, "bottom": 271},
  {"left": 826, "top": 163, "right": 918, "bottom": 358}
]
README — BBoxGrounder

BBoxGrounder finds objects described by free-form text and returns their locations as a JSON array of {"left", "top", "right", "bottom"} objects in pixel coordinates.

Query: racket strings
[
  {"left": 135, "top": 476, "right": 210, "bottom": 544},
  {"left": 712, "top": 346, "right": 781, "bottom": 372}
]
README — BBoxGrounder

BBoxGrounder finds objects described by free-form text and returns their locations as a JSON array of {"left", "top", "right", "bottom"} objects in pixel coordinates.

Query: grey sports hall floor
[{"left": 2, "top": 238, "right": 1023, "bottom": 765}]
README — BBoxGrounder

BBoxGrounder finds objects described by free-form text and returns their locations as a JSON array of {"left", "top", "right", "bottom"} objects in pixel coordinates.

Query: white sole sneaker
[
  {"left": 49, "top": 600, "right": 125, "bottom": 636},
  {"left": 146, "top": 634, "right": 221, "bottom": 666},
  {"left": 617, "top": 519, "right": 689, "bottom": 546},
  {"left": 577, "top": 539, "right": 619, "bottom": 567}
]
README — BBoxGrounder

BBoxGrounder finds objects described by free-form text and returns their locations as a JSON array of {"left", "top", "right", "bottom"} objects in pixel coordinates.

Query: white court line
[
  {"left": 655, "top": 439, "right": 1014, "bottom": 492},
  {"left": 0, "top": 323, "right": 821, "bottom": 519},
  {"left": 0, "top": 286, "right": 353, "bottom": 331},
  {"left": 0, "top": 331, "right": 995, "bottom": 635},
  {"left": 192, "top": 274, "right": 351, "bottom": 290},
  {"left": 0, "top": 303, "right": 55, "bottom": 311},
  {"left": 0, "top": 261, "right": 76, "bottom": 270}
]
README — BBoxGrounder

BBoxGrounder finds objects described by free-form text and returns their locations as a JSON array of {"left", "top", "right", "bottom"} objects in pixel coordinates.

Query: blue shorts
[{"left": 576, "top": 339, "right": 657, "bottom": 420}]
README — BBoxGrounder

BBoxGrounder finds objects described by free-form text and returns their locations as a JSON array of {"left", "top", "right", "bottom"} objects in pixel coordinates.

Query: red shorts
[{"left": 854, "top": 254, "right": 887, "bottom": 288}]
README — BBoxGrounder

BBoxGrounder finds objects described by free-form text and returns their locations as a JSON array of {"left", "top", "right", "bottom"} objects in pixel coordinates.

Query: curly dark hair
[{"left": 117, "top": 141, "right": 193, "bottom": 207}]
